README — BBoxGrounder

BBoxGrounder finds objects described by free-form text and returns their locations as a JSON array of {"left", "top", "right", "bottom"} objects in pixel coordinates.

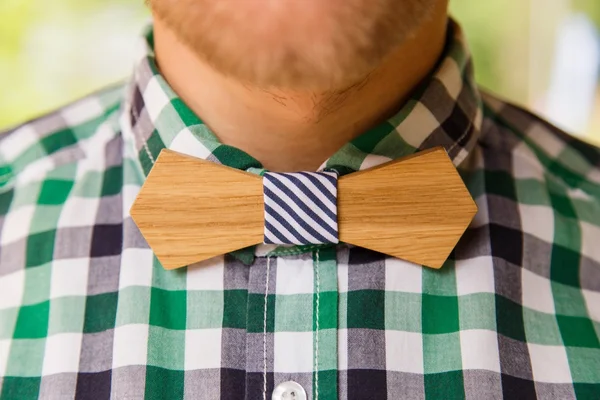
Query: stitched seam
[
  {"left": 142, "top": 137, "right": 155, "bottom": 165},
  {"left": 266, "top": 244, "right": 331, "bottom": 257},
  {"left": 262, "top": 256, "right": 272, "bottom": 400},
  {"left": 314, "top": 250, "right": 320, "bottom": 400},
  {"left": 129, "top": 91, "right": 156, "bottom": 166}
]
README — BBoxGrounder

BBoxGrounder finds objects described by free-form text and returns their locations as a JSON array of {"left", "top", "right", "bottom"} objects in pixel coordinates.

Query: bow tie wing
[
  {"left": 130, "top": 149, "right": 264, "bottom": 269},
  {"left": 337, "top": 147, "right": 477, "bottom": 269},
  {"left": 131, "top": 147, "right": 477, "bottom": 270}
]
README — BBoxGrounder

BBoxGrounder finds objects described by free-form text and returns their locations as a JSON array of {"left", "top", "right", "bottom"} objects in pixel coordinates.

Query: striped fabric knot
[{"left": 263, "top": 171, "right": 339, "bottom": 245}]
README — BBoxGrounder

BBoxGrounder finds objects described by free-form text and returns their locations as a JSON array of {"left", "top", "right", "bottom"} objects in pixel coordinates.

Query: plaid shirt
[{"left": 1, "top": 20, "right": 599, "bottom": 400}]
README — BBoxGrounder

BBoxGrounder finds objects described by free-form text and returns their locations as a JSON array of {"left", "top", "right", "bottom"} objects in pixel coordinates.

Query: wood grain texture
[
  {"left": 130, "top": 150, "right": 264, "bottom": 269},
  {"left": 131, "top": 147, "right": 477, "bottom": 270},
  {"left": 338, "top": 147, "right": 477, "bottom": 268}
]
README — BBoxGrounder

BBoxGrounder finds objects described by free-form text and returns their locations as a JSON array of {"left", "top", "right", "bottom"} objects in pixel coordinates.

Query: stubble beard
[{"left": 148, "top": 0, "right": 437, "bottom": 90}]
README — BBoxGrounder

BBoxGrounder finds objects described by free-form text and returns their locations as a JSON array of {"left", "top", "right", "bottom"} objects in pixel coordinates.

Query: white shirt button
[{"left": 272, "top": 380, "right": 307, "bottom": 400}]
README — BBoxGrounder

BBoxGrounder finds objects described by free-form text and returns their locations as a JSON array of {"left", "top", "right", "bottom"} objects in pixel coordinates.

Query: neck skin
[{"left": 153, "top": 3, "right": 449, "bottom": 171}]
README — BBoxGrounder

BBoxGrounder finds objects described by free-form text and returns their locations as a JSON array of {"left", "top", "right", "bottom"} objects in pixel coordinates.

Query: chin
[{"left": 150, "top": 0, "right": 435, "bottom": 88}]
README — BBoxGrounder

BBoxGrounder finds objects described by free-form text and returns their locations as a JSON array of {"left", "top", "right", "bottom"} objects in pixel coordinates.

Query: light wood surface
[
  {"left": 338, "top": 147, "right": 477, "bottom": 268},
  {"left": 130, "top": 150, "right": 264, "bottom": 269},
  {"left": 131, "top": 147, "right": 477, "bottom": 269}
]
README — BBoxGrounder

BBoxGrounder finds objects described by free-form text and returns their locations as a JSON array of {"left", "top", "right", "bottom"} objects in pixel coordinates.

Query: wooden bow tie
[{"left": 131, "top": 147, "right": 477, "bottom": 270}]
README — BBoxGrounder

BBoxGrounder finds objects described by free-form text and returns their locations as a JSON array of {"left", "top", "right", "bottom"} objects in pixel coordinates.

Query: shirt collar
[
  {"left": 122, "top": 20, "right": 483, "bottom": 265},
  {"left": 124, "top": 19, "right": 482, "bottom": 178}
]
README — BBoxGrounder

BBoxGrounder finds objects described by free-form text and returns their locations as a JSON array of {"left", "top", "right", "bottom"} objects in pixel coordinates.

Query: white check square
[
  {"left": 0, "top": 125, "right": 39, "bottom": 161},
  {"left": 50, "top": 258, "right": 89, "bottom": 298},
  {"left": 582, "top": 289, "right": 600, "bottom": 322},
  {"left": 274, "top": 331, "right": 313, "bottom": 373},
  {"left": 0, "top": 270, "right": 25, "bottom": 309},
  {"left": 275, "top": 257, "right": 314, "bottom": 295},
  {"left": 581, "top": 222, "right": 600, "bottom": 261},
  {"left": 385, "top": 330, "right": 424, "bottom": 373},
  {"left": 440, "top": 57, "right": 462, "bottom": 99},
  {"left": 185, "top": 328, "right": 222, "bottom": 370},
  {"left": 455, "top": 256, "right": 495, "bottom": 295},
  {"left": 62, "top": 97, "right": 104, "bottom": 126},
  {"left": 519, "top": 204, "right": 554, "bottom": 243},
  {"left": 460, "top": 329, "right": 500, "bottom": 372},
  {"left": 528, "top": 343, "right": 572, "bottom": 383},
  {"left": 529, "top": 123, "right": 565, "bottom": 158},
  {"left": 1, "top": 205, "right": 35, "bottom": 245},
  {"left": 123, "top": 184, "right": 142, "bottom": 214},
  {"left": 521, "top": 268, "right": 555, "bottom": 314},
  {"left": 360, "top": 154, "right": 392, "bottom": 170},
  {"left": 187, "top": 257, "right": 225, "bottom": 291},
  {"left": 113, "top": 324, "right": 149, "bottom": 368},
  {"left": 57, "top": 197, "right": 100, "bottom": 228},
  {"left": 170, "top": 128, "right": 212, "bottom": 160},
  {"left": 119, "top": 248, "right": 154, "bottom": 289},
  {"left": 42, "top": 333, "right": 83, "bottom": 375},
  {"left": 513, "top": 143, "right": 544, "bottom": 180},
  {"left": 143, "top": 78, "right": 172, "bottom": 121},
  {"left": 385, "top": 258, "right": 422, "bottom": 293},
  {"left": 395, "top": 103, "right": 440, "bottom": 148}
]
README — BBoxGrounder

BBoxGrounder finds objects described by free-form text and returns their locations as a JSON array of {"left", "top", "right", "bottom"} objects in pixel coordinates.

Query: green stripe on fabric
[
  {"left": 115, "top": 286, "right": 152, "bottom": 327},
  {"left": 422, "top": 260, "right": 465, "bottom": 399},
  {"left": 522, "top": 307, "right": 564, "bottom": 346},
  {"left": 325, "top": 96, "right": 420, "bottom": 173},
  {"left": 2, "top": 338, "right": 45, "bottom": 400},
  {"left": 370, "top": 131, "right": 415, "bottom": 162},
  {"left": 495, "top": 296, "right": 527, "bottom": 342},
  {"left": 139, "top": 129, "right": 166, "bottom": 176},
  {"left": 482, "top": 103, "right": 600, "bottom": 198},
  {"left": 145, "top": 365, "right": 185, "bottom": 400},
  {"left": 13, "top": 301, "right": 49, "bottom": 339},
  {"left": 145, "top": 254, "right": 186, "bottom": 399},
  {"left": 324, "top": 143, "right": 370, "bottom": 174},
  {"left": 546, "top": 175, "right": 600, "bottom": 395},
  {"left": 83, "top": 292, "right": 118, "bottom": 334},
  {"left": 9, "top": 99, "right": 121, "bottom": 177},
  {"left": 186, "top": 124, "right": 221, "bottom": 153},
  {"left": 0, "top": 186, "right": 14, "bottom": 215},
  {"left": 351, "top": 121, "right": 398, "bottom": 154},
  {"left": 187, "top": 290, "right": 225, "bottom": 329},
  {"left": 153, "top": 104, "right": 188, "bottom": 144},
  {"left": 48, "top": 296, "right": 86, "bottom": 335},
  {"left": 0, "top": 163, "right": 13, "bottom": 191},
  {"left": 424, "top": 371, "right": 466, "bottom": 400},
  {"left": 211, "top": 145, "right": 262, "bottom": 170},
  {"left": 170, "top": 99, "right": 203, "bottom": 126},
  {"left": 313, "top": 247, "right": 338, "bottom": 400},
  {"left": 149, "top": 256, "right": 187, "bottom": 329},
  {"left": 101, "top": 165, "right": 123, "bottom": 197},
  {"left": 458, "top": 293, "right": 497, "bottom": 331},
  {"left": 0, "top": 376, "right": 41, "bottom": 400},
  {"left": 247, "top": 291, "right": 275, "bottom": 334},
  {"left": 385, "top": 291, "right": 423, "bottom": 332},
  {"left": 275, "top": 294, "right": 313, "bottom": 332},
  {"left": 0, "top": 307, "right": 18, "bottom": 340}
]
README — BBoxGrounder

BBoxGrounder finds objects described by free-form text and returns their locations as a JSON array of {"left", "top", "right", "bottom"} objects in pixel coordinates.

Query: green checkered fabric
[{"left": 1, "top": 20, "right": 599, "bottom": 400}]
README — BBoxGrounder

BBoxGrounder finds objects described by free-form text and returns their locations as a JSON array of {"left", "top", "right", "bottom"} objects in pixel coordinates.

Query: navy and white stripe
[{"left": 263, "top": 171, "right": 339, "bottom": 245}]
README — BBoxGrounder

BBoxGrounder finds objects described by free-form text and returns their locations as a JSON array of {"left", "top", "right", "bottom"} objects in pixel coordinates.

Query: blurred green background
[{"left": 1, "top": 0, "right": 599, "bottom": 144}]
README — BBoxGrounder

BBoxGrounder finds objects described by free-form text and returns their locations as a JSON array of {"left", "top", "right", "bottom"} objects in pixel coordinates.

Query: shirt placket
[{"left": 244, "top": 248, "right": 338, "bottom": 400}]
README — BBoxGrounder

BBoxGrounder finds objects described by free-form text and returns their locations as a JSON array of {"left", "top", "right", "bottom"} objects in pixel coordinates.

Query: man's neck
[{"left": 153, "top": 4, "right": 448, "bottom": 172}]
